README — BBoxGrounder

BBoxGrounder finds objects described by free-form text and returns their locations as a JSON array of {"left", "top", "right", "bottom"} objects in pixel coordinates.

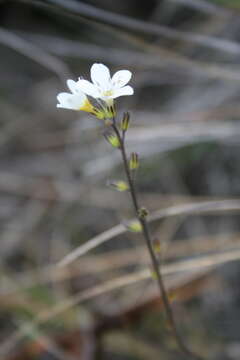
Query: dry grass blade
[
  {"left": 2, "top": 246, "right": 240, "bottom": 358},
  {"left": 39, "top": 0, "right": 240, "bottom": 55},
  {"left": 57, "top": 199, "right": 240, "bottom": 267},
  {"left": 169, "top": 0, "right": 231, "bottom": 15},
  {"left": 0, "top": 27, "right": 71, "bottom": 82},
  {"left": 1, "top": 231, "right": 239, "bottom": 299},
  {"left": 20, "top": 1, "right": 240, "bottom": 82}
]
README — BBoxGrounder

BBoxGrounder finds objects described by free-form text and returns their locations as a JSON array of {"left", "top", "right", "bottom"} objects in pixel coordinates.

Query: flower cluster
[{"left": 57, "top": 63, "right": 133, "bottom": 120}]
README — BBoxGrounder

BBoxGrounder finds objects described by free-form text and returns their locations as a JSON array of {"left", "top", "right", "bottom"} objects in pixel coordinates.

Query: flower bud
[
  {"left": 125, "top": 220, "right": 142, "bottom": 233},
  {"left": 94, "top": 108, "right": 106, "bottom": 120},
  {"left": 104, "top": 133, "right": 120, "bottom": 148},
  {"left": 108, "top": 180, "right": 129, "bottom": 192},
  {"left": 129, "top": 152, "right": 139, "bottom": 170},
  {"left": 150, "top": 269, "right": 157, "bottom": 279},
  {"left": 138, "top": 207, "right": 148, "bottom": 219},
  {"left": 153, "top": 238, "right": 161, "bottom": 253},
  {"left": 105, "top": 104, "right": 116, "bottom": 119},
  {"left": 120, "top": 112, "right": 130, "bottom": 132}
]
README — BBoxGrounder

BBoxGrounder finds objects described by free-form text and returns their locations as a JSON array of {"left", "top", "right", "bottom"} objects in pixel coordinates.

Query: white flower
[
  {"left": 76, "top": 63, "right": 134, "bottom": 103},
  {"left": 57, "top": 79, "right": 94, "bottom": 113}
]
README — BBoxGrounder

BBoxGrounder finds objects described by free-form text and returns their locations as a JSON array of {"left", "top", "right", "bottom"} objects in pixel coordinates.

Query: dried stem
[{"left": 111, "top": 121, "right": 204, "bottom": 360}]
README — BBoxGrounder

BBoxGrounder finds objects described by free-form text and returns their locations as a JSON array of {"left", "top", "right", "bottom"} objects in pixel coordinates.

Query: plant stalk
[{"left": 111, "top": 122, "right": 204, "bottom": 360}]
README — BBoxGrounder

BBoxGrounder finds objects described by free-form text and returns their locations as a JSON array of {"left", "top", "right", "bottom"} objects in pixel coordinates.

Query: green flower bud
[
  {"left": 125, "top": 220, "right": 142, "bottom": 233},
  {"left": 138, "top": 207, "right": 149, "bottom": 219},
  {"left": 104, "top": 133, "right": 120, "bottom": 148},
  {"left": 105, "top": 105, "right": 116, "bottom": 119},
  {"left": 120, "top": 112, "right": 130, "bottom": 132},
  {"left": 129, "top": 152, "right": 139, "bottom": 170},
  {"left": 108, "top": 180, "right": 129, "bottom": 192},
  {"left": 150, "top": 269, "right": 157, "bottom": 279},
  {"left": 153, "top": 238, "right": 161, "bottom": 253},
  {"left": 93, "top": 108, "right": 106, "bottom": 120}
]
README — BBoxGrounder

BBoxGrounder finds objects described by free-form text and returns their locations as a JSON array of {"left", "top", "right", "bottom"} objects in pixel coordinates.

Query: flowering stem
[{"left": 111, "top": 122, "right": 204, "bottom": 360}]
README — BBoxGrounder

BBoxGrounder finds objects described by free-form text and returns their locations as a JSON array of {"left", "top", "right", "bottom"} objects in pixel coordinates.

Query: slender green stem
[{"left": 111, "top": 122, "right": 204, "bottom": 360}]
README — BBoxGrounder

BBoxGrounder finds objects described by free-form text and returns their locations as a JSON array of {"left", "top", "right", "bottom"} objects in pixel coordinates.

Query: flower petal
[
  {"left": 57, "top": 92, "right": 72, "bottom": 108},
  {"left": 77, "top": 79, "right": 100, "bottom": 98},
  {"left": 67, "top": 79, "right": 83, "bottom": 95},
  {"left": 111, "top": 70, "right": 132, "bottom": 89},
  {"left": 57, "top": 92, "right": 85, "bottom": 110},
  {"left": 111, "top": 85, "right": 134, "bottom": 99},
  {"left": 90, "top": 63, "right": 111, "bottom": 90}
]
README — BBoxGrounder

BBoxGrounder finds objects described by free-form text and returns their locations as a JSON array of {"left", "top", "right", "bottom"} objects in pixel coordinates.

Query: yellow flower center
[{"left": 102, "top": 90, "right": 114, "bottom": 97}]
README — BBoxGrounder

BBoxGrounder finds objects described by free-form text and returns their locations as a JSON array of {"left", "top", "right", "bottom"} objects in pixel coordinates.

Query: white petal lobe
[
  {"left": 57, "top": 92, "right": 85, "bottom": 110},
  {"left": 67, "top": 79, "right": 82, "bottom": 94},
  {"left": 112, "top": 86, "right": 134, "bottom": 99},
  {"left": 77, "top": 79, "right": 100, "bottom": 98},
  {"left": 111, "top": 70, "right": 132, "bottom": 89},
  {"left": 91, "top": 63, "right": 111, "bottom": 90}
]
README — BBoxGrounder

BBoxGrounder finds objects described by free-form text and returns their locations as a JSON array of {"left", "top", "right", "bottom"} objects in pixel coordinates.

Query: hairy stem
[{"left": 111, "top": 122, "right": 204, "bottom": 360}]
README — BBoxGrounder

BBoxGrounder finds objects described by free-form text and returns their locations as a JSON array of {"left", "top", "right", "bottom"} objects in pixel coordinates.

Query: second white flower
[{"left": 76, "top": 63, "right": 134, "bottom": 104}]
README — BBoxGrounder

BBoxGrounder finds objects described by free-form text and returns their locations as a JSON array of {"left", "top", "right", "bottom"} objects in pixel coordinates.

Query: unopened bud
[
  {"left": 108, "top": 180, "right": 129, "bottom": 192},
  {"left": 125, "top": 220, "right": 142, "bottom": 233},
  {"left": 150, "top": 264, "right": 158, "bottom": 279},
  {"left": 150, "top": 270, "right": 157, "bottom": 280},
  {"left": 168, "top": 292, "right": 176, "bottom": 303},
  {"left": 93, "top": 108, "right": 105, "bottom": 120},
  {"left": 105, "top": 104, "right": 116, "bottom": 118},
  {"left": 104, "top": 133, "right": 120, "bottom": 148},
  {"left": 129, "top": 152, "right": 139, "bottom": 170},
  {"left": 120, "top": 112, "right": 130, "bottom": 132},
  {"left": 153, "top": 238, "right": 161, "bottom": 253},
  {"left": 138, "top": 207, "right": 149, "bottom": 219}
]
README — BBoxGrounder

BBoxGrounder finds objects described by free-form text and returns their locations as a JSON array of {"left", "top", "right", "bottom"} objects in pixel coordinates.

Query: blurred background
[{"left": 1, "top": 0, "right": 240, "bottom": 359}]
